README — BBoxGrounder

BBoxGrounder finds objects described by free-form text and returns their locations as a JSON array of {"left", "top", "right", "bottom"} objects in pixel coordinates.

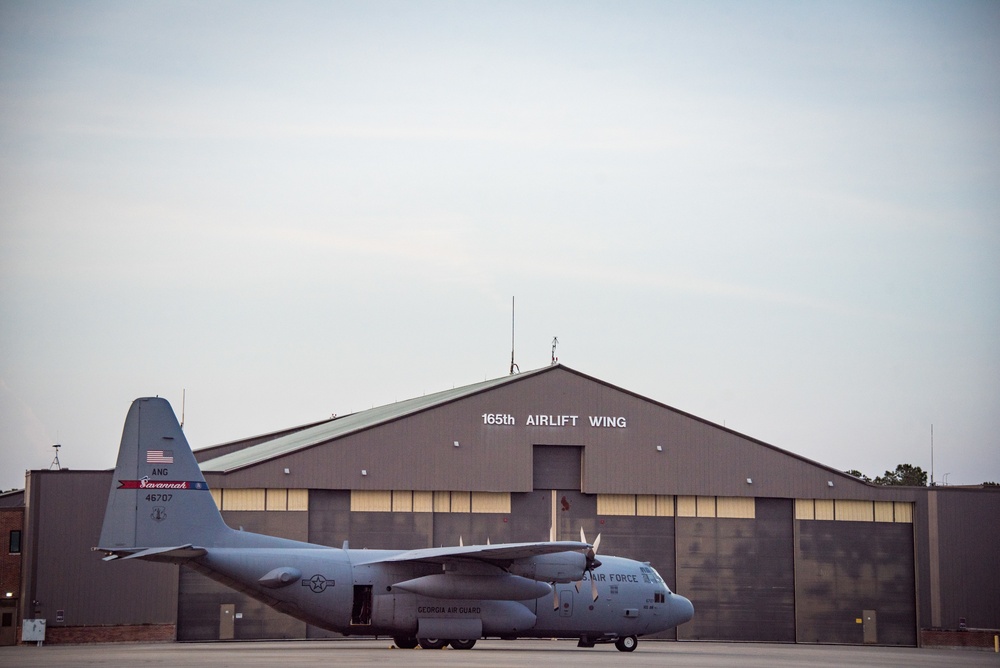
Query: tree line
[{"left": 846, "top": 464, "right": 997, "bottom": 486}]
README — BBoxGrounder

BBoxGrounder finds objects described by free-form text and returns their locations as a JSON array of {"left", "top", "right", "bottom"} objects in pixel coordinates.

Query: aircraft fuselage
[{"left": 187, "top": 546, "right": 692, "bottom": 642}]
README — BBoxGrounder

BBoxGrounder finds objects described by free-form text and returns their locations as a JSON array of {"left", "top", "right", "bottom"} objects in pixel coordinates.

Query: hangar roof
[{"left": 198, "top": 365, "right": 553, "bottom": 473}]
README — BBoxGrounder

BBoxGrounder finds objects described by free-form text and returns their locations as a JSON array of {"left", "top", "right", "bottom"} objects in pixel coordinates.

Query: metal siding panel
[
  {"left": 432, "top": 491, "right": 450, "bottom": 512},
  {"left": 696, "top": 496, "right": 717, "bottom": 518},
  {"left": 412, "top": 491, "right": 433, "bottom": 512},
  {"left": 351, "top": 490, "right": 391, "bottom": 512},
  {"left": 894, "top": 502, "right": 913, "bottom": 523},
  {"left": 451, "top": 491, "right": 471, "bottom": 513},
  {"left": 656, "top": 495, "right": 674, "bottom": 517},
  {"left": 471, "top": 492, "right": 510, "bottom": 514},
  {"left": 815, "top": 499, "right": 834, "bottom": 520},
  {"left": 795, "top": 499, "right": 815, "bottom": 520},
  {"left": 717, "top": 496, "right": 755, "bottom": 519},
  {"left": 636, "top": 495, "right": 656, "bottom": 516},
  {"left": 835, "top": 500, "right": 873, "bottom": 522},
  {"left": 265, "top": 488, "right": 287, "bottom": 511},
  {"left": 677, "top": 495, "right": 697, "bottom": 517},
  {"left": 224, "top": 489, "right": 266, "bottom": 511},
  {"left": 597, "top": 494, "right": 635, "bottom": 516},
  {"left": 391, "top": 490, "right": 413, "bottom": 512},
  {"left": 287, "top": 489, "right": 308, "bottom": 511},
  {"left": 874, "top": 501, "right": 894, "bottom": 522}
]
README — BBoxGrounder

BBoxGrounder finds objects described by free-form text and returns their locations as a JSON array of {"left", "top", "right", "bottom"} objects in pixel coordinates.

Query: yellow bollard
[{"left": 994, "top": 634, "right": 998, "bottom": 653}]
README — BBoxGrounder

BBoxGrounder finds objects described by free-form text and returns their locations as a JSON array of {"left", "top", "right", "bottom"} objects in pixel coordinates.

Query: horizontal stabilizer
[{"left": 113, "top": 544, "right": 207, "bottom": 562}]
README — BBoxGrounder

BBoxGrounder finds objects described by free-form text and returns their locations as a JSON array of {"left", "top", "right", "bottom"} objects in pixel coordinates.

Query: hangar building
[{"left": 14, "top": 364, "right": 1000, "bottom": 645}]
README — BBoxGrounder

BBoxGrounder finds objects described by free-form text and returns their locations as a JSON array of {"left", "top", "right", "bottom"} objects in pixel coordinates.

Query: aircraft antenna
[
  {"left": 49, "top": 443, "right": 62, "bottom": 470},
  {"left": 551, "top": 336, "right": 559, "bottom": 365},
  {"left": 509, "top": 297, "right": 519, "bottom": 374},
  {"left": 180, "top": 389, "right": 186, "bottom": 429}
]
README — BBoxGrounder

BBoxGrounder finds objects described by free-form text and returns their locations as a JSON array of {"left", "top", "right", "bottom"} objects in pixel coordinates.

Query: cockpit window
[{"left": 640, "top": 565, "right": 670, "bottom": 591}]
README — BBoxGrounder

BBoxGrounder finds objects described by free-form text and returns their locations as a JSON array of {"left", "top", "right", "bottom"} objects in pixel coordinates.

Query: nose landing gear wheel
[{"left": 615, "top": 635, "right": 638, "bottom": 652}]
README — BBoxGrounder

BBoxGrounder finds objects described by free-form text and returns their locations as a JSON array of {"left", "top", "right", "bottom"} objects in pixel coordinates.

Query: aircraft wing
[{"left": 370, "top": 540, "right": 590, "bottom": 566}]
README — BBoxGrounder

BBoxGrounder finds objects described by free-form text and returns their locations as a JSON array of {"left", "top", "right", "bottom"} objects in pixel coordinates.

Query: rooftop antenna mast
[
  {"left": 49, "top": 444, "right": 62, "bottom": 470},
  {"left": 930, "top": 424, "right": 934, "bottom": 486},
  {"left": 551, "top": 336, "right": 559, "bottom": 365},
  {"left": 509, "top": 297, "right": 519, "bottom": 375}
]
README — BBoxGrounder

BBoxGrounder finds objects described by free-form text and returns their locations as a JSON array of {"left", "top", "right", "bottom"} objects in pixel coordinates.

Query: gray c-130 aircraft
[{"left": 97, "top": 397, "right": 694, "bottom": 651}]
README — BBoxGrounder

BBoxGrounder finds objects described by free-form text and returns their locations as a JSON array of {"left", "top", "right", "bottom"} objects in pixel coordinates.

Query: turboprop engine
[{"left": 508, "top": 551, "right": 588, "bottom": 583}]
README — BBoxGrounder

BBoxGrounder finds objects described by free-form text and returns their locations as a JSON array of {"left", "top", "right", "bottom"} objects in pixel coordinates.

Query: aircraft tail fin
[{"left": 98, "top": 397, "right": 231, "bottom": 553}]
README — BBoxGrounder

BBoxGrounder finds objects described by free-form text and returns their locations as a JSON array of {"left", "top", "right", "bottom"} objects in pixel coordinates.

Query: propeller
[
  {"left": 551, "top": 528, "right": 603, "bottom": 610},
  {"left": 575, "top": 527, "right": 602, "bottom": 602}
]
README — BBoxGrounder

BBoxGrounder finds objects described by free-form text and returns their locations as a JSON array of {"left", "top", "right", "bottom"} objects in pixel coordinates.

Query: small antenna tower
[
  {"left": 509, "top": 297, "right": 519, "bottom": 374},
  {"left": 551, "top": 336, "right": 559, "bottom": 365},
  {"left": 930, "top": 424, "right": 934, "bottom": 486},
  {"left": 49, "top": 444, "right": 62, "bottom": 470}
]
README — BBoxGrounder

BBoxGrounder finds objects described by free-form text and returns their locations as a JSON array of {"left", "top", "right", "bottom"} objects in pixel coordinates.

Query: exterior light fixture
[
  {"left": 746, "top": 478, "right": 753, "bottom": 484},
  {"left": 283, "top": 468, "right": 290, "bottom": 474},
  {"left": 361, "top": 470, "right": 368, "bottom": 476},
  {"left": 453, "top": 441, "right": 460, "bottom": 448},
  {"left": 656, "top": 445, "right": 663, "bottom": 452},
  {"left": 828, "top": 480, "right": 834, "bottom": 487}
]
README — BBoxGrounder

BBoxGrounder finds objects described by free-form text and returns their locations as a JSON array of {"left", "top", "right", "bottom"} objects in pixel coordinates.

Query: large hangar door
[
  {"left": 532, "top": 445, "right": 582, "bottom": 490},
  {"left": 531, "top": 446, "right": 597, "bottom": 543}
]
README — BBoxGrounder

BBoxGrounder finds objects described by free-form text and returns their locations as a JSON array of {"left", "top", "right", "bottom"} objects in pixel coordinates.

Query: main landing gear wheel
[
  {"left": 615, "top": 635, "right": 638, "bottom": 652},
  {"left": 417, "top": 637, "right": 448, "bottom": 649},
  {"left": 449, "top": 639, "right": 477, "bottom": 650},
  {"left": 393, "top": 636, "right": 418, "bottom": 649}
]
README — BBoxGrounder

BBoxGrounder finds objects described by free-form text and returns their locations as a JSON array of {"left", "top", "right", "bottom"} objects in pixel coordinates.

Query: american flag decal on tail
[{"left": 146, "top": 450, "right": 174, "bottom": 464}]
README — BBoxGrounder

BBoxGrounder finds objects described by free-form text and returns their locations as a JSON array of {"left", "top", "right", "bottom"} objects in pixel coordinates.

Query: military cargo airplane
[{"left": 97, "top": 397, "right": 693, "bottom": 651}]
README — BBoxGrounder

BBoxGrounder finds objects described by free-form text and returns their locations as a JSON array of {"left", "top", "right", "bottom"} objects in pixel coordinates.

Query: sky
[{"left": 1, "top": 1, "right": 998, "bottom": 492}]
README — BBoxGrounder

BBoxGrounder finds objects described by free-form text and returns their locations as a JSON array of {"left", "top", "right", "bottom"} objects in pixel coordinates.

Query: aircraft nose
[{"left": 670, "top": 593, "right": 694, "bottom": 625}]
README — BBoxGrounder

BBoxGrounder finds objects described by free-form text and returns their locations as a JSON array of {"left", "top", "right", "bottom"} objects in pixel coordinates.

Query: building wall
[
  {"left": 929, "top": 489, "right": 1000, "bottom": 631},
  {"left": 13, "top": 368, "right": 999, "bottom": 644},
  {"left": 1, "top": 507, "right": 23, "bottom": 596},
  {"left": 209, "top": 368, "right": 920, "bottom": 505},
  {"left": 0, "top": 506, "right": 23, "bottom": 645},
  {"left": 21, "top": 471, "right": 178, "bottom": 636}
]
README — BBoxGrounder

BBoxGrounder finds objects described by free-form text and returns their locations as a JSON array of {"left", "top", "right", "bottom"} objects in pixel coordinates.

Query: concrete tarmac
[{"left": 1, "top": 639, "right": 997, "bottom": 668}]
